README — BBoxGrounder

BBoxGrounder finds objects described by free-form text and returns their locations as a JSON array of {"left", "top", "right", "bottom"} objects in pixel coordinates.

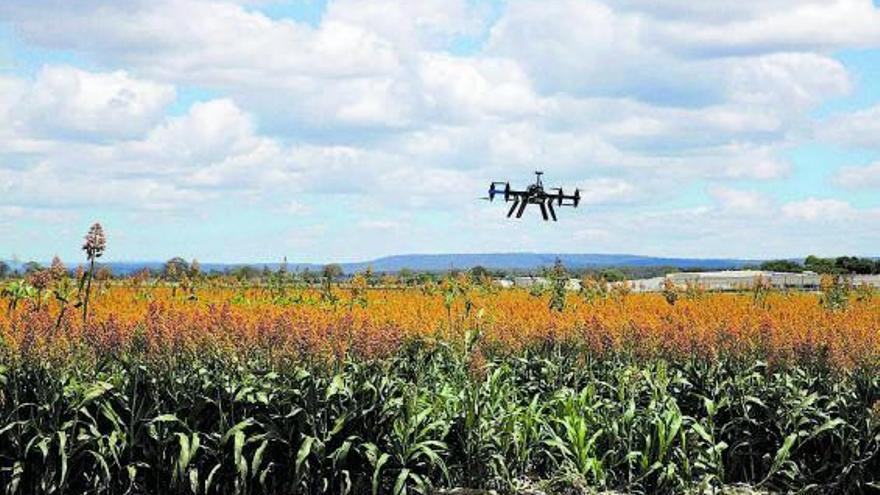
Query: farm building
[
  {"left": 665, "top": 271, "right": 880, "bottom": 291},
  {"left": 666, "top": 270, "right": 818, "bottom": 290},
  {"left": 498, "top": 277, "right": 582, "bottom": 291}
]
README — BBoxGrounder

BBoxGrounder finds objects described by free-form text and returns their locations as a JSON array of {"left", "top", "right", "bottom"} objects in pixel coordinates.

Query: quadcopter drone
[{"left": 484, "top": 171, "right": 580, "bottom": 221}]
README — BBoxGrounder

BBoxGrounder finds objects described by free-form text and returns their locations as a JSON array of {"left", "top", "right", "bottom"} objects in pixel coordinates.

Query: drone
[{"left": 484, "top": 171, "right": 580, "bottom": 221}]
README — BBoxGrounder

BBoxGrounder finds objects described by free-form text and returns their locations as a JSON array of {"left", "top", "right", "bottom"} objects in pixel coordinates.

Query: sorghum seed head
[{"left": 82, "top": 223, "right": 106, "bottom": 260}]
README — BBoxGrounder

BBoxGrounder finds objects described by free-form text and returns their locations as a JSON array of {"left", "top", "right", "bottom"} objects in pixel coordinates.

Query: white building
[{"left": 665, "top": 270, "right": 822, "bottom": 291}]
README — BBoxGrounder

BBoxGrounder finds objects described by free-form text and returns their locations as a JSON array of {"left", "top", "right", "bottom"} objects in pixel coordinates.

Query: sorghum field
[{"left": 2, "top": 252, "right": 880, "bottom": 493}]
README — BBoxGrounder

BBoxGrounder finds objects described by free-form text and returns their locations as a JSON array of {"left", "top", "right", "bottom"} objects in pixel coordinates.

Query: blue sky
[{"left": 1, "top": 0, "right": 880, "bottom": 264}]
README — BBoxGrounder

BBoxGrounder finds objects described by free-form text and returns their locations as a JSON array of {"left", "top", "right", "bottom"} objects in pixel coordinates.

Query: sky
[{"left": 1, "top": 0, "right": 880, "bottom": 264}]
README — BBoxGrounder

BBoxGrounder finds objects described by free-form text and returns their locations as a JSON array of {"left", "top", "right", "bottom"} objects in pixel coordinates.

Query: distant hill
[
  {"left": 37, "top": 253, "right": 756, "bottom": 275},
  {"left": 363, "top": 253, "right": 752, "bottom": 271},
  {"left": 337, "top": 253, "right": 755, "bottom": 273}
]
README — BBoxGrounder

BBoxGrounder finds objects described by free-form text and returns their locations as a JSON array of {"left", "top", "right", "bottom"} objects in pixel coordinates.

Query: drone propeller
[
  {"left": 574, "top": 188, "right": 580, "bottom": 208},
  {"left": 489, "top": 181, "right": 511, "bottom": 202},
  {"left": 551, "top": 187, "right": 564, "bottom": 206}
]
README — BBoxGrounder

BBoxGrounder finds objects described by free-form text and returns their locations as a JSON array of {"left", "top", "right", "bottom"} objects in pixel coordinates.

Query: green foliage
[
  {"left": 662, "top": 278, "right": 679, "bottom": 306},
  {"left": 804, "top": 255, "right": 879, "bottom": 275},
  {"left": 580, "top": 276, "right": 609, "bottom": 305},
  {"left": 820, "top": 276, "right": 850, "bottom": 311},
  {"left": 548, "top": 259, "right": 567, "bottom": 312},
  {"left": 598, "top": 269, "right": 626, "bottom": 283},
  {"left": 760, "top": 260, "right": 803, "bottom": 273},
  {"left": 0, "top": 345, "right": 879, "bottom": 494}
]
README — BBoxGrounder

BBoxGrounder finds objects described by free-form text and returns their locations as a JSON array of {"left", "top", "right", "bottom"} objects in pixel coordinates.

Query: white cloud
[
  {"left": 20, "top": 65, "right": 175, "bottom": 140},
  {"left": 2, "top": 0, "right": 880, "bottom": 260},
  {"left": 835, "top": 161, "right": 880, "bottom": 189},
  {"left": 725, "top": 53, "right": 851, "bottom": 109},
  {"left": 324, "top": 0, "right": 487, "bottom": 52},
  {"left": 651, "top": 0, "right": 880, "bottom": 56},
  {"left": 818, "top": 104, "right": 880, "bottom": 149},
  {"left": 781, "top": 198, "right": 857, "bottom": 221},
  {"left": 417, "top": 54, "right": 546, "bottom": 122},
  {"left": 709, "top": 186, "right": 772, "bottom": 215},
  {"left": 0, "top": 98, "right": 302, "bottom": 211},
  {"left": 577, "top": 178, "right": 636, "bottom": 205}
]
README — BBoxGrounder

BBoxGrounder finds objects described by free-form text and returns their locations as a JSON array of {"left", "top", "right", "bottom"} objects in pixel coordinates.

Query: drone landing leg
[
  {"left": 539, "top": 202, "right": 549, "bottom": 221},
  {"left": 547, "top": 201, "right": 557, "bottom": 221},
  {"left": 516, "top": 198, "right": 528, "bottom": 218},
  {"left": 507, "top": 200, "right": 519, "bottom": 218}
]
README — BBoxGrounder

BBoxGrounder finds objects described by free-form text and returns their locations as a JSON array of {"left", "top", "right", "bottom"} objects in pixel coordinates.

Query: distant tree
[
  {"left": 398, "top": 268, "right": 415, "bottom": 285},
  {"left": 322, "top": 264, "right": 343, "bottom": 282},
  {"left": 804, "top": 255, "right": 838, "bottom": 274},
  {"left": 417, "top": 272, "right": 435, "bottom": 286},
  {"left": 190, "top": 259, "right": 202, "bottom": 278},
  {"left": 95, "top": 265, "right": 113, "bottom": 283},
  {"left": 0, "top": 261, "right": 8, "bottom": 279},
  {"left": 835, "top": 256, "right": 875, "bottom": 275},
  {"left": 362, "top": 266, "right": 375, "bottom": 286},
  {"left": 23, "top": 261, "right": 43, "bottom": 274},
  {"left": 760, "top": 260, "right": 803, "bottom": 273},
  {"left": 236, "top": 265, "right": 259, "bottom": 280},
  {"left": 163, "top": 257, "right": 190, "bottom": 281},
  {"left": 599, "top": 268, "right": 626, "bottom": 283},
  {"left": 469, "top": 265, "right": 490, "bottom": 282}
]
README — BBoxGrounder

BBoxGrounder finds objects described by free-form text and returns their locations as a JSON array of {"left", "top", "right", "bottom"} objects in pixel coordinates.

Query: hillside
[{"left": 1, "top": 253, "right": 755, "bottom": 275}]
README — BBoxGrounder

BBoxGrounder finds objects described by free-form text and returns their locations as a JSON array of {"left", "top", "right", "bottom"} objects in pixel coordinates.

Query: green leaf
[
  {"left": 189, "top": 468, "right": 199, "bottom": 494},
  {"left": 79, "top": 381, "right": 113, "bottom": 406},
  {"left": 233, "top": 431, "right": 246, "bottom": 478},
  {"left": 221, "top": 418, "right": 254, "bottom": 445},
  {"left": 57, "top": 431, "right": 68, "bottom": 487},
  {"left": 326, "top": 374, "right": 348, "bottom": 400},
  {"left": 394, "top": 468, "right": 410, "bottom": 495},
  {"left": 205, "top": 463, "right": 222, "bottom": 494},
  {"left": 691, "top": 423, "right": 713, "bottom": 443},
  {"left": 295, "top": 436, "right": 315, "bottom": 479},
  {"left": 251, "top": 440, "right": 268, "bottom": 478},
  {"left": 371, "top": 452, "right": 390, "bottom": 495},
  {"left": 809, "top": 418, "right": 846, "bottom": 439},
  {"left": 150, "top": 414, "right": 182, "bottom": 425}
]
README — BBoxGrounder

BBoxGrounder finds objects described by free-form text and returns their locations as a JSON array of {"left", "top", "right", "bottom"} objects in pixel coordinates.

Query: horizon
[
  {"left": 6, "top": 250, "right": 870, "bottom": 268},
  {"left": 2, "top": 1, "right": 880, "bottom": 262}
]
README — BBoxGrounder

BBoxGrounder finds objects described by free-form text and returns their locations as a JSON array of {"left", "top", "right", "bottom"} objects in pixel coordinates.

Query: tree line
[{"left": 759, "top": 256, "right": 880, "bottom": 275}]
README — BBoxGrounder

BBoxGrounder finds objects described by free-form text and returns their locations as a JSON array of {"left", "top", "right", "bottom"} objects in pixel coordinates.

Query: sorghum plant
[{"left": 80, "top": 222, "right": 106, "bottom": 324}]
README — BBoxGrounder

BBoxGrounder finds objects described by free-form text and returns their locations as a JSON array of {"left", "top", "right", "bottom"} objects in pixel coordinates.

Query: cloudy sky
[{"left": 1, "top": 0, "right": 880, "bottom": 263}]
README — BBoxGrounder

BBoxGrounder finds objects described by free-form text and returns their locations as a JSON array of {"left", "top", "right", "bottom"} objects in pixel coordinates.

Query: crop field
[{"left": 2, "top": 268, "right": 880, "bottom": 494}]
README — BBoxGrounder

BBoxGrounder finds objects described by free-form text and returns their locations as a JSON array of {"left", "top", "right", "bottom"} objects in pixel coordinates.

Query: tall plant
[
  {"left": 80, "top": 222, "right": 106, "bottom": 324},
  {"left": 549, "top": 258, "right": 568, "bottom": 312}
]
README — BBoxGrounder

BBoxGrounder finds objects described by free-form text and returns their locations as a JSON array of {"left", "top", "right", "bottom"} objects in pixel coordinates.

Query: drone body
[{"left": 485, "top": 171, "right": 580, "bottom": 221}]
